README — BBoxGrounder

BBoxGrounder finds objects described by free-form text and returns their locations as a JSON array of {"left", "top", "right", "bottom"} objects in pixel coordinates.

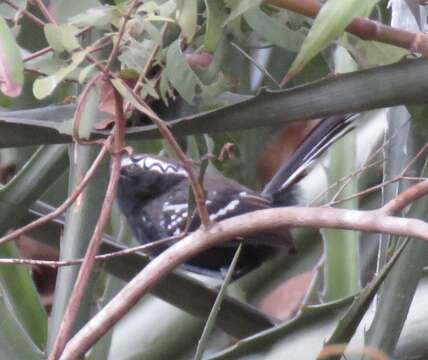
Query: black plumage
[{"left": 117, "top": 114, "right": 358, "bottom": 277}]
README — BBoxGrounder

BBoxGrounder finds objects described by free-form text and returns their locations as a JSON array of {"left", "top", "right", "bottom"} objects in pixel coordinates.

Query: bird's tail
[{"left": 261, "top": 113, "right": 359, "bottom": 202}]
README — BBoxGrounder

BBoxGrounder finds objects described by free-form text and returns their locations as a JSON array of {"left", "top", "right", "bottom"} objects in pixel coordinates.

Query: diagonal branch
[{"left": 49, "top": 89, "right": 126, "bottom": 360}]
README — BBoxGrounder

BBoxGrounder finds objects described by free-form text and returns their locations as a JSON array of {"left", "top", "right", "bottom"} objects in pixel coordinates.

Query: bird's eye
[{"left": 120, "top": 164, "right": 141, "bottom": 177}]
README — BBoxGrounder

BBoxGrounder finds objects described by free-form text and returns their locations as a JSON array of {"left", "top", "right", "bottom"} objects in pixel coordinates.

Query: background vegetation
[{"left": 0, "top": 0, "right": 428, "bottom": 359}]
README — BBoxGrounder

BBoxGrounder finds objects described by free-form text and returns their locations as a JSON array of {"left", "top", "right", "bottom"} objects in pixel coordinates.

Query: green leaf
[
  {"left": 223, "top": 0, "right": 263, "bottom": 26},
  {"left": 0, "top": 145, "right": 68, "bottom": 349},
  {"left": 48, "top": 144, "right": 110, "bottom": 350},
  {"left": 44, "top": 24, "right": 80, "bottom": 54},
  {"left": 33, "top": 50, "right": 88, "bottom": 99},
  {"left": 0, "top": 17, "right": 24, "bottom": 97},
  {"left": 166, "top": 40, "right": 203, "bottom": 103},
  {"left": 203, "top": 0, "right": 228, "bottom": 52},
  {"left": 342, "top": 35, "right": 409, "bottom": 66},
  {"left": 0, "top": 297, "right": 44, "bottom": 359},
  {"left": 286, "top": 0, "right": 381, "bottom": 81},
  {"left": 176, "top": 0, "right": 197, "bottom": 41},
  {"left": 194, "top": 244, "right": 242, "bottom": 360},
  {"left": 243, "top": 7, "right": 304, "bottom": 52},
  {"left": 322, "top": 240, "right": 409, "bottom": 358},
  {"left": 70, "top": 4, "right": 120, "bottom": 28}
]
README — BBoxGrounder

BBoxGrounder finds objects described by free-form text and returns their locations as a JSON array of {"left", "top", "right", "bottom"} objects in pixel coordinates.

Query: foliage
[{"left": 0, "top": 0, "right": 427, "bottom": 359}]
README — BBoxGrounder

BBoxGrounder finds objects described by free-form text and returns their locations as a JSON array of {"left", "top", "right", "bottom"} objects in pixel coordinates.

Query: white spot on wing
[
  {"left": 209, "top": 199, "right": 240, "bottom": 221},
  {"left": 163, "top": 203, "right": 188, "bottom": 212}
]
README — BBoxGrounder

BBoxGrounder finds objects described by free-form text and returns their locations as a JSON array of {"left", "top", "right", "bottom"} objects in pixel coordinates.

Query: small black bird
[{"left": 117, "top": 114, "right": 358, "bottom": 277}]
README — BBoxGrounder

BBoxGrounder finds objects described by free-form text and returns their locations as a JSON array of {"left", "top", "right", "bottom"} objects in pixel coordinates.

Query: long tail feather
[{"left": 262, "top": 114, "right": 359, "bottom": 200}]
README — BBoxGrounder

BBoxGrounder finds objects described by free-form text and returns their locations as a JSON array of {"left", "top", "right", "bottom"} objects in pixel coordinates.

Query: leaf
[
  {"left": 321, "top": 240, "right": 409, "bottom": 359},
  {"left": 33, "top": 50, "right": 88, "bottom": 99},
  {"left": 0, "top": 145, "right": 68, "bottom": 349},
  {"left": 203, "top": 0, "right": 228, "bottom": 52},
  {"left": 342, "top": 35, "right": 409, "bottom": 67},
  {"left": 44, "top": 24, "right": 80, "bottom": 54},
  {"left": 286, "top": 0, "right": 381, "bottom": 82},
  {"left": 194, "top": 244, "right": 242, "bottom": 360},
  {"left": 166, "top": 40, "right": 203, "bottom": 103},
  {"left": 0, "top": 17, "right": 24, "bottom": 97},
  {"left": 78, "top": 63, "right": 97, "bottom": 83},
  {"left": 176, "top": 0, "right": 197, "bottom": 41},
  {"left": 223, "top": 0, "right": 263, "bottom": 26},
  {"left": 243, "top": 7, "right": 304, "bottom": 52},
  {"left": 70, "top": 4, "right": 120, "bottom": 28}
]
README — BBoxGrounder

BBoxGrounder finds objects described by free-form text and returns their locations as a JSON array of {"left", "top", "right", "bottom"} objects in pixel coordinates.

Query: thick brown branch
[{"left": 268, "top": 0, "right": 428, "bottom": 56}]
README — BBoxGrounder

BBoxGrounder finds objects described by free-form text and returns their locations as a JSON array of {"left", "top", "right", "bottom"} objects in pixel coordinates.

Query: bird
[{"left": 117, "top": 114, "right": 359, "bottom": 277}]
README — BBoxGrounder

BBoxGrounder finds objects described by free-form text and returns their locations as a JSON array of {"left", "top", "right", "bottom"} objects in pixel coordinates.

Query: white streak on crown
[{"left": 121, "top": 155, "right": 188, "bottom": 177}]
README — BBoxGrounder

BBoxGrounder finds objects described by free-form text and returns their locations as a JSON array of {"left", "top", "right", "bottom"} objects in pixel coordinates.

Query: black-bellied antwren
[{"left": 117, "top": 114, "right": 358, "bottom": 277}]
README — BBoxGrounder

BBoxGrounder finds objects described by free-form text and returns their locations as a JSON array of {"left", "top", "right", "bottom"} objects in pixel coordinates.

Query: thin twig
[
  {"left": 230, "top": 41, "right": 281, "bottom": 89},
  {"left": 115, "top": 79, "right": 210, "bottom": 226},
  {"left": 0, "top": 141, "right": 111, "bottom": 246},
  {"left": 327, "top": 142, "right": 428, "bottom": 207},
  {"left": 72, "top": 73, "right": 105, "bottom": 145},
  {"left": 49, "top": 89, "right": 126, "bottom": 359},
  {"left": 0, "top": 235, "right": 182, "bottom": 268},
  {"left": 2, "top": 0, "right": 45, "bottom": 27},
  {"left": 380, "top": 178, "right": 428, "bottom": 215},
  {"left": 104, "top": 0, "right": 141, "bottom": 72},
  {"left": 23, "top": 26, "right": 94, "bottom": 62},
  {"left": 33, "top": 0, "right": 57, "bottom": 24}
]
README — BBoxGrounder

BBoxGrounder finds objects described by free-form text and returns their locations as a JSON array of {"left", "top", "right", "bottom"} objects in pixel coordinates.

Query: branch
[
  {"left": 49, "top": 89, "right": 126, "bottom": 359},
  {"left": 0, "top": 141, "right": 110, "bottom": 246},
  {"left": 60, "top": 180, "right": 428, "bottom": 359},
  {"left": 268, "top": 0, "right": 428, "bottom": 56}
]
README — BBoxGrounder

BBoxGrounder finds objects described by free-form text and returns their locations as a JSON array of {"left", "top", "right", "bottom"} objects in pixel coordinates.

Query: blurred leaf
[
  {"left": 322, "top": 49, "right": 360, "bottom": 301},
  {"left": 70, "top": 4, "right": 120, "bottom": 27},
  {"left": 365, "top": 106, "right": 428, "bottom": 356},
  {"left": 78, "top": 63, "right": 97, "bottom": 83},
  {"left": 44, "top": 24, "right": 80, "bottom": 54},
  {"left": 203, "top": 0, "right": 228, "bottom": 52},
  {"left": 0, "top": 17, "right": 24, "bottom": 97},
  {"left": 208, "top": 297, "right": 355, "bottom": 360},
  {"left": 286, "top": 0, "right": 381, "bottom": 81},
  {"left": 48, "top": 144, "right": 110, "bottom": 350},
  {"left": 108, "top": 295, "right": 204, "bottom": 359},
  {"left": 342, "top": 35, "right": 409, "bottom": 67},
  {"left": 2, "top": 59, "right": 428, "bottom": 147},
  {"left": 0, "top": 0, "right": 26, "bottom": 17},
  {"left": 119, "top": 38, "right": 157, "bottom": 74},
  {"left": 49, "top": 0, "right": 100, "bottom": 23},
  {"left": 321, "top": 239, "right": 408, "bottom": 358},
  {"left": 0, "top": 145, "right": 68, "bottom": 349},
  {"left": 0, "top": 297, "right": 44, "bottom": 359},
  {"left": 33, "top": 50, "right": 88, "bottom": 99},
  {"left": 176, "top": 0, "right": 197, "bottom": 42},
  {"left": 166, "top": 39, "right": 203, "bottom": 103},
  {"left": 223, "top": 0, "right": 263, "bottom": 25},
  {"left": 243, "top": 7, "right": 304, "bottom": 52},
  {"left": 194, "top": 244, "right": 242, "bottom": 360}
]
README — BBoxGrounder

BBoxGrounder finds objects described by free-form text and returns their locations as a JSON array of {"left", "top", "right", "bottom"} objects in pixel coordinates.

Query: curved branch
[{"left": 60, "top": 197, "right": 428, "bottom": 359}]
